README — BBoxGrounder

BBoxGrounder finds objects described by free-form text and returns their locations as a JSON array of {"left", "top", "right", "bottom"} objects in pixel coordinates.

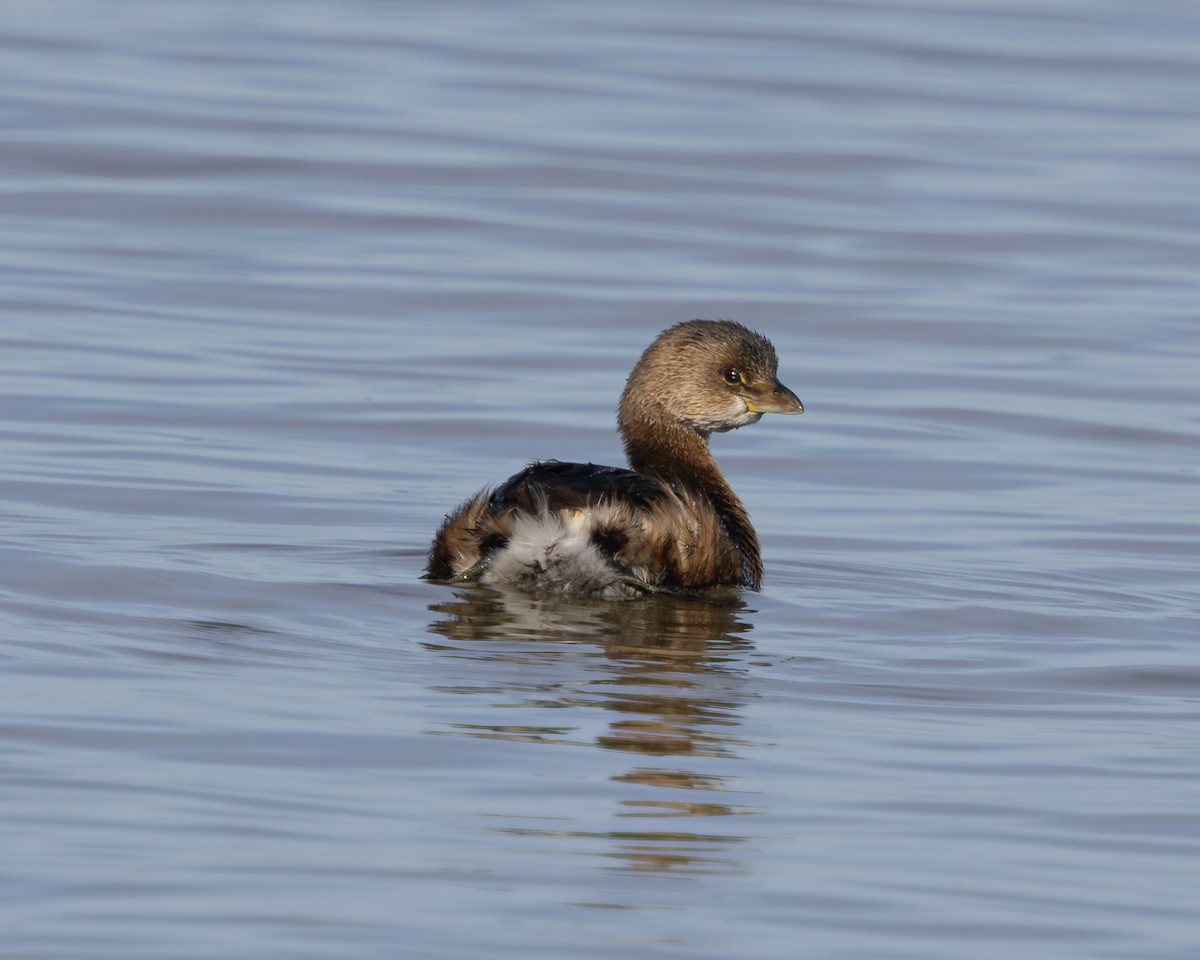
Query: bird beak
[{"left": 745, "top": 379, "right": 804, "bottom": 415}]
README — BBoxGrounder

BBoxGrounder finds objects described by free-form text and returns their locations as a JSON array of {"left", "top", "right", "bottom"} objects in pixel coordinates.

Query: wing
[{"left": 486, "top": 460, "right": 673, "bottom": 516}]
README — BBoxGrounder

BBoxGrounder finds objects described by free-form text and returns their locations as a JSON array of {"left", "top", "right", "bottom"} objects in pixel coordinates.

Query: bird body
[{"left": 425, "top": 320, "right": 802, "bottom": 598}]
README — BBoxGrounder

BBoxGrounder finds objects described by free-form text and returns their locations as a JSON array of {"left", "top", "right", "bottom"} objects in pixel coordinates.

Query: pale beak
[{"left": 745, "top": 378, "right": 803, "bottom": 415}]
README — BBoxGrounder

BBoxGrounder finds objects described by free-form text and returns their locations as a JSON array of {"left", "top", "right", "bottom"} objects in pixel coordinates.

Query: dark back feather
[{"left": 487, "top": 460, "right": 671, "bottom": 516}]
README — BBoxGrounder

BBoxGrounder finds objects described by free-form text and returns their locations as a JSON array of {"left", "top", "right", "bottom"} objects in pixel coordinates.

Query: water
[{"left": 2, "top": 1, "right": 1198, "bottom": 957}]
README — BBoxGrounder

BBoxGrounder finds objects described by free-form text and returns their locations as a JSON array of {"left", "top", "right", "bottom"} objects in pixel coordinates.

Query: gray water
[{"left": 3, "top": 1, "right": 1198, "bottom": 957}]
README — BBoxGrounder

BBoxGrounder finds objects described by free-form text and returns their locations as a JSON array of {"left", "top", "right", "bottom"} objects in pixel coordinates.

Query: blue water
[{"left": 2, "top": 1, "right": 1198, "bottom": 957}]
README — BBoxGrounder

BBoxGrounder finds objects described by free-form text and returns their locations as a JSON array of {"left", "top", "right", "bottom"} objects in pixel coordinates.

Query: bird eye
[{"left": 722, "top": 367, "right": 742, "bottom": 385}]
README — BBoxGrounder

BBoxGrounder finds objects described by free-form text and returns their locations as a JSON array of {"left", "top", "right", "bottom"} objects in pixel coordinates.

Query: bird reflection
[
  {"left": 424, "top": 586, "right": 760, "bottom": 877},
  {"left": 426, "top": 583, "right": 751, "bottom": 652}
]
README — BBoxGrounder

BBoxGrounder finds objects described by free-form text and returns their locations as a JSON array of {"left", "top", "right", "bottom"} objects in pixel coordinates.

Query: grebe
[{"left": 425, "top": 320, "right": 803, "bottom": 597}]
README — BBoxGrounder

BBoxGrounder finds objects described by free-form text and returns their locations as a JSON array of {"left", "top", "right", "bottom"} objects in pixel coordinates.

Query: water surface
[{"left": 2, "top": 1, "right": 1198, "bottom": 958}]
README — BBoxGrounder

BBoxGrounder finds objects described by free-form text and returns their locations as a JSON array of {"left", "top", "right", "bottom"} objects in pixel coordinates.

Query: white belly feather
[{"left": 481, "top": 508, "right": 634, "bottom": 597}]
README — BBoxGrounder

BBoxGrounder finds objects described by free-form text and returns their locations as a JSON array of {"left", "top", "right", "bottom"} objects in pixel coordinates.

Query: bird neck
[{"left": 620, "top": 405, "right": 763, "bottom": 587}]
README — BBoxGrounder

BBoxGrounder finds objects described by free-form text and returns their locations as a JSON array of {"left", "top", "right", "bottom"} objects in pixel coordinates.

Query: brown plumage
[{"left": 425, "top": 319, "right": 803, "bottom": 598}]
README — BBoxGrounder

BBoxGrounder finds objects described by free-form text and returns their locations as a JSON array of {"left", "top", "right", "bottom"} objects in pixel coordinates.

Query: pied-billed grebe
[{"left": 425, "top": 319, "right": 803, "bottom": 597}]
